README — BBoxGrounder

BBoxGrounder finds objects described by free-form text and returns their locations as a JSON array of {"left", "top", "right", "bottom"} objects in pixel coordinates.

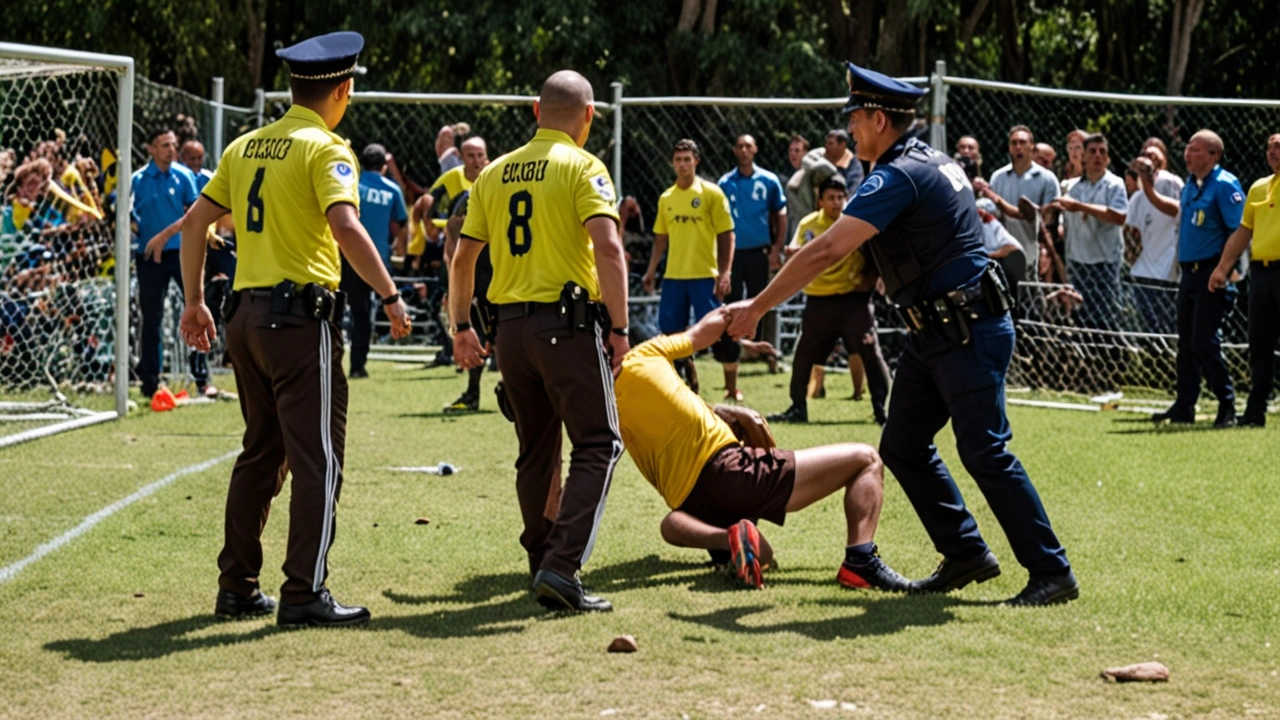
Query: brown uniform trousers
[
  {"left": 218, "top": 291, "right": 348, "bottom": 605},
  {"left": 495, "top": 303, "right": 623, "bottom": 579},
  {"left": 790, "top": 291, "right": 891, "bottom": 414}
]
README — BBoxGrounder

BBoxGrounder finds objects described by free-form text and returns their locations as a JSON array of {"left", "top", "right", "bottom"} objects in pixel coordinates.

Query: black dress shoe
[
  {"left": 1004, "top": 570, "right": 1079, "bottom": 606},
  {"left": 277, "top": 588, "right": 370, "bottom": 627},
  {"left": 1213, "top": 402, "right": 1237, "bottom": 429},
  {"left": 1151, "top": 407, "right": 1194, "bottom": 424},
  {"left": 910, "top": 550, "right": 1001, "bottom": 594},
  {"left": 214, "top": 589, "right": 277, "bottom": 620},
  {"left": 532, "top": 569, "right": 612, "bottom": 612},
  {"left": 1238, "top": 414, "right": 1266, "bottom": 428},
  {"left": 766, "top": 404, "right": 808, "bottom": 423}
]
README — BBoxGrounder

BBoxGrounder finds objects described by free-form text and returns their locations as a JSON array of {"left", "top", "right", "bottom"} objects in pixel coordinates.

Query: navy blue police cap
[
  {"left": 277, "top": 31, "right": 366, "bottom": 82},
  {"left": 841, "top": 61, "right": 925, "bottom": 114}
]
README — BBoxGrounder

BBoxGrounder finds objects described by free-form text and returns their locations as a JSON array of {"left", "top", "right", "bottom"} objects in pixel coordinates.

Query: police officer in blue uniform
[{"left": 728, "top": 62, "right": 1077, "bottom": 606}]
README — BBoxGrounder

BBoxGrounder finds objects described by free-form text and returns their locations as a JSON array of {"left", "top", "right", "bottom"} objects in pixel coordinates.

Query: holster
[
  {"left": 269, "top": 280, "right": 347, "bottom": 322},
  {"left": 474, "top": 298, "right": 498, "bottom": 338},
  {"left": 223, "top": 289, "right": 242, "bottom": 323},
  {"left": 559, "top": 281, "right": 607, "bottom": 334}
]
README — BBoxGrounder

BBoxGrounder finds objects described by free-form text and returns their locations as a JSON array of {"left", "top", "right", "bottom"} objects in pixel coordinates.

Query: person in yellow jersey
[
  {"left": 615, "top": 305, "right": 908, "bottom": 591},
  {"left": 1211, "top": 132, "right": 1280, "bottom": 427},
  {"left": 451, "top": 70, "right": 629, "bottom": 613},
  {"left": 767, "top": 175, "right": 890, "bottom": 426},
  {"left": 641, "top": 138, "right": 742, "bottom": 396},
  {"left": 177, "top": 31, "right": 411, "bottom": 628}
]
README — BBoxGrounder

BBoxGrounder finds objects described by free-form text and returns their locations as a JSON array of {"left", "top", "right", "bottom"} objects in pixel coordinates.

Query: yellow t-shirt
[
  {"left": 1243, "top": 174, "right": 1280, "bottom": 261},
  {"left": 615, "top": 334, "right": 740, "bottom": 509},
  {"left": 202, "top": 104, "right": 361, "bottom": 291},
  {"left": 793, "top": 210, "right": 863, "bottom": 296},
  {"left": 461, "top": 128, "right": 620, "bottom": 304},
  {"left": 429, "top": 166, "right": 473, "bottom": 218},
  {"left": 652, "top": 177, "right": 734, "bottom": 279}
]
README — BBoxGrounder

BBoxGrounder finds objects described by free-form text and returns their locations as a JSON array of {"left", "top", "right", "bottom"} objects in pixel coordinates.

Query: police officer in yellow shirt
[
  {"left": 451, "top": 70, "right": 629, "bottom": 613},
  {"left": 615, "top": 306, "right": 908, "bottom": 591},
  {"left": 178, "top": 31, "right": 411, "bottom": 627},
  {"left": 1211, "top": 131, "right": 1280, "bottom": 427},
  {"left": 768, "top": 175, "right": 890, "bottom": 426},
  {"left": 641, "top": 138, "right": 737, "bottom": 395}
]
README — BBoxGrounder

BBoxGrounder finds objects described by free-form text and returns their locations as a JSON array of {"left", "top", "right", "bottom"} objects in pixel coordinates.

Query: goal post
[{"left": 0, "top": 42, "right": 133, "bottom": 446}]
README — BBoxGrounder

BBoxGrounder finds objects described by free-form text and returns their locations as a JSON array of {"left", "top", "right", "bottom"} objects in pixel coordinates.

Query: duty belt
[
  {"left": 898, "top": 263, "right": 1013, "bottom": 345},
  {"left": 239, "top": 280, "right": 346, "bottom": 323}
]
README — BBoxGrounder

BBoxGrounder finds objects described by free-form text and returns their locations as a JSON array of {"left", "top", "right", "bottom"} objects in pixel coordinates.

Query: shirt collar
[
  {"left": 285, "top": 104, "right": 329, "bottom": 129},
  {"left": 874, "top": 134, "right": 920, "bottom": 167},
  {"left": 533, "top": 128, "right": 578, "bottom": 147},
  {"left": 732, "top": 165, "right": 759, "bottom": 181}
]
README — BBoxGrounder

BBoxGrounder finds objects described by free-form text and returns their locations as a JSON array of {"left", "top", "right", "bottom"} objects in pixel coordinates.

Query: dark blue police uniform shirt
[
  {"left": 357, "top": 170, "right": 409, "bottom": 267},
  {"left": 131, "top": 161, "right": 199, "bottom": 254},
  {"left": 1178, "top": 165, "right": 1244, "bottom": 263},
  {"left": 842, "top": 136, "right": 986, "bottom": 307}
]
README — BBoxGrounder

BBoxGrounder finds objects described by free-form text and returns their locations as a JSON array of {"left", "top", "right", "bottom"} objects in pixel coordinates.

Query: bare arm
[
  {"left": 178, "top": 196, "right": 230, "bottom": 351},
  {"left": 327, "top": 204, "right": 397, "bottom": 299},
  {"left": 715, "top": 230, "right": 734, "bottom": 298},
  {"left": 588, "top": 215, "right": 630, "bottom": 372},
  {"left": 1210, "top": 225, "right": 1254, "bottom": 291},
  {"left": 643, "top": 233, "right": 668, "bottom": 294},
  {"left": 390, "top": 220, "right": 407, "bottom": 258},
  {"left": 1057, "top": 195, "right": 1126, "bottom": 226},
  {"left": 1139, "top": 171, "right": 1180, "bottom": 217},
  {"left": 449, "top": 238, "right": 487, "bottom": 370},
  {"left": 443, "top": 214, "right": 464, "bottom": 265}
]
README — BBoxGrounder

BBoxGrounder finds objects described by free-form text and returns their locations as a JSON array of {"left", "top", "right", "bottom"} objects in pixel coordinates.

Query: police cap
[
  {"left": 277, "top": 31, "right": 366, "bottom": 82},
  {"left": 841, "top": 61, "right": 924, "bottom": 115}
]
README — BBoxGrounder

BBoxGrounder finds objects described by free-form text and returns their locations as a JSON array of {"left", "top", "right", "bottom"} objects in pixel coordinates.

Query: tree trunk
[
  {"left": 877, "top": 1, "right": 913, "bottom": 76},
  {"left": 960, "top": 0, "right": 992, "bottom": 52},
  {"left": 244, "top": 0, "right": 267, "bottom": 89},
  {"left": 995, "top": 0, "right": 1025, "bottom": 83},
  {"left": 677, "top": 0, "right": 701, "bottom": 32},
  {"left": 1166, "top": 0, "right": 1206, "bottom": 96}
]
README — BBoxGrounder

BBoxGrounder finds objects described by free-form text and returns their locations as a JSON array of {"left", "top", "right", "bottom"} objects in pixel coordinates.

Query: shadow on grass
[
  {"left": 668, "top": 594, "right": 964, "bottom": 640},
  {"left": 44, "top": 616, "right": 277, "bottom": 663},
  {"left": 1106, "top": 422, "right": 1230, "bottom": 435},
  {"left": 397, "top": 410, "right": 499, "bottom": 419}
]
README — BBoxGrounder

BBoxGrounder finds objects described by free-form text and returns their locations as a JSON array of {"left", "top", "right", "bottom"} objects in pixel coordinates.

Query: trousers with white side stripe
[
  {"left": 495, "top": 306, "right": 623, "bottom": 580},
  {"left": 219, "top": 292, "right": 348, "bottom": 605}
]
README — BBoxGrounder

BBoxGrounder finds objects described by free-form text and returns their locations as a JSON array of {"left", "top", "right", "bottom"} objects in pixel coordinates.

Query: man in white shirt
[{"left": 1126, "top": 155, "right": 1183, "bottom": 335}]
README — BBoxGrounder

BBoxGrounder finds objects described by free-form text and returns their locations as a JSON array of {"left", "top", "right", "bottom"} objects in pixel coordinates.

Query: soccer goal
[{"left": 0, "top": 42, "right": 133, "bottom": 448}]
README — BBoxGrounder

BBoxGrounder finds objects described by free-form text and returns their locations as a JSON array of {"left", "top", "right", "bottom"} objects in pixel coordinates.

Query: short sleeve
[
  {"left": 842, "top": 167, "right": 915, "bottom": 232},
  {"left": 711, "top": 187, "right": 734, "bottom": 233},
  {"left": 460, "top": 173, "right": 489, "bottom": 242},
  {"left": 1043, "top": 175, "right": 1061, "bottom": 202},
  {"left": 180, "top": 170, "right": 199, "bottom": 206},
  {"left": 202, "top": 148, "right": 233, "bottom": 209},
  {"left": 1108, "top": 179, "right": 1129, "bottom": 214},
  {"left": 311, "top": 143, "right": 361, "bottom": 213},
  {"left": 634, "top": 333, "right": 693, "bottom": 361},
  {"left": 1242, "top": 180, "right": 1266, "bottom": 230},
  {"left": 653, "top": 195, "right": 669, "bottom": 235},
  {"left": 768, "top": 176, "right": 786, "bottom": 211},
  {"left": 392, "top": 185, "right": 409, "bottom": 224},
  {"left": 576, "top": 158, "right": 620, "bottom": 224},
  {"left": 1218, "top": 179, "right": 1245, "bottom": 230}
]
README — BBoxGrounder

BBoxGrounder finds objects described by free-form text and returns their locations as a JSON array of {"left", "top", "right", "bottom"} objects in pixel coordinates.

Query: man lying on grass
[{"left": 613, "top": 306, "right": 908, "bottom": 591}]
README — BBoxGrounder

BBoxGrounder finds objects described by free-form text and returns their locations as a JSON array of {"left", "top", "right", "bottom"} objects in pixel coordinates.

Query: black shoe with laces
[
  {"left": 532, "top": 569, "right": 613, "bottom": 612},
  {"left": 909, "top": 550, "right": 1001, "bottom": 594},
  {"left": 214, "top": 589, "right": 277, "bottom": 620},
  {"left": 1151, "top": 406, "right": 1194, "bottom": 424},
  {"left": 1213, "top": 402, "right": 1237, "bottom": 429},
  {"left": 1238, "top": 413, "right": 1266, "bottom": 428},
  {"left": 1003, "top": 570, "right": 1079, "bottom": 607},
  {"left": 444, "top": 391, "right": 480, "bottom": 414},
  {"left": 277, "top": 588, "right": 370, "bottom": 627},
  {"left": 767, "top": 404, "right": 808, "bottom": 423},
  {"left": 837, "top": 547, "right": 910, "bottom": 592}
]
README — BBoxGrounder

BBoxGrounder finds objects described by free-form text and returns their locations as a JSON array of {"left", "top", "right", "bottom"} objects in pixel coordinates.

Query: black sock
[
  {"left": 844, "top": 542, "right": 877, "bottom": 566},
  {"left": 468, "top": 367, "right": 482, "bottom": 395}
]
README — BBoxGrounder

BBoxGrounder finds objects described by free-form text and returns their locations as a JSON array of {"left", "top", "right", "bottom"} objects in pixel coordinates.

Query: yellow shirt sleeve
[
  {"left": 710, "top": 185, "right": 734, "bottom": 234},
  {"left": 636, "top": 333, "right": 693, "bottom": 361},
  {"left": 460, "top": 167, "right": 490, "bottom": 242},
  {"left": 202, "top": 147, "right": 233, "bottom": 209},
  {"left": 1242, "top": 178, "right": 1267, "bottom": 230},
  {"left": 575, "top": 158, "right": 620, "bottom": 225},
  {"left": 653, "top": 193, "right": 669, "bottom": 235},
  {"left": 311, "top": 143, "right": 361, "bottom": 213}
]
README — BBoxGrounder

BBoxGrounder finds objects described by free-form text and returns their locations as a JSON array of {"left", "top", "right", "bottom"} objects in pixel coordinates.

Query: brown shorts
[{"left": 677, "top": 445, "right": 797, "bottom": 528}]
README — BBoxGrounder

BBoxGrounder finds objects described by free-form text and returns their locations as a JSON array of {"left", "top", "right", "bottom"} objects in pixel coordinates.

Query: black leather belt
[{"left": 497, "top": 301, "right": 561, "bottom": 322}]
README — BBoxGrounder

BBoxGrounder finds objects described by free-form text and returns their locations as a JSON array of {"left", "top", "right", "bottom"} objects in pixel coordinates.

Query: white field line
[{"left": 0, "top": 449, "right": 239, "bottom": 584}]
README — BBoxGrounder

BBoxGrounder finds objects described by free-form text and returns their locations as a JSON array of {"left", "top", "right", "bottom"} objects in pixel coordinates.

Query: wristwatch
[
  {"left": 611, "top": 327, "right": 628, "bottom": 337},
  {"left": 452, "top": 322, "right": 472, "bottom": 335},
  {"left": 379, "top": 291, "right": 401, "bottom": 306}
]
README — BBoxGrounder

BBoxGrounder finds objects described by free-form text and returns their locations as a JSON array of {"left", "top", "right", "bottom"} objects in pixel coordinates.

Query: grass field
[{"left": 1, "top": 357, "right": 1277, "bottom": 719}]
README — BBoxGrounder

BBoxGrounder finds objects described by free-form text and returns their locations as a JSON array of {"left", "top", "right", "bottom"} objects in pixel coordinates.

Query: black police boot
[
  {"left": 443, "top": 390, "right": 480, "bottom": 414},
  {"left": 767, "top": 404, "right": 808, "bottom": 423},
  {"left": 1003, "top": 570, "right": 1079, "bottom": 607},
  {"left": 909, "top": 550, "right": 1001, "bottom": 594},
  {"left": 214, "top": 589, "right": 277, "bottom": 620},
  {"left": 1238, "top": 411, "right": 1266, "bottom": 428},
  {"left": 1151, "top": 405, "right": 1194, "bottom": 424},
  {"left": 277, "top": 588, "right": 370, "bottom": 628},
  {"left": 1213, "top": 401, "right": 1237, "bottom": 429},
  {"left": 532, "top": 569, "right": 613, "bottom": 612},
  {"left": 872, "top": 404, "right": 888, "bottom": 427}
]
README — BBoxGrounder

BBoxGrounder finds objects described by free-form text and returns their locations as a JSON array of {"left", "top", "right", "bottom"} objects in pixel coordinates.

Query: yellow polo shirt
[
  {"left": 653, "top": 177, "right": 734, "bottom": 279},
  {"left": 793, "top": 210, "right": 863, "bottom": 296},
  {"left": 461, "top": 128, "right": 619, "bottom": 304},
  {"left": 429, "top": 166, "right": 473, "bottom": 218},
  {"left": 202, "top": 104, "right": 360, "bottom": 291},
  {"left": 1243, "top": 174, "right": 1280, "bottom": 261},
  {"left": 615, "top": 334, "right": 740, "bottom": 508}
]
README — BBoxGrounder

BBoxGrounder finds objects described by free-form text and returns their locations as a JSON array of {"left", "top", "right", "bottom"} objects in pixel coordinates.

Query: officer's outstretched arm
[
  {"left": 726, "top": 215, "right": 878, "bottom": 339},
  {"left": 684, "top": 306, "right": 732, "bottom": 353},
  {"left": 178, "top": 196, "right": 229, "bottom": 352}
]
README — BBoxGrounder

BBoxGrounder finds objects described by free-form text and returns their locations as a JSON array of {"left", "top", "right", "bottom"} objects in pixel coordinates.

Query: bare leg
[
  {"left": 849, "top": 354, "right": 865, "bottom": 400},
  {"left": 660, "top": 511, "right": 774, "bottom": 566},
  {"left": 787, "top": 443, "right": 883, "bottom": 546},
  {"left": 722, "top": 362, "right": 739, "bottom": 398},
  {"left": 808, "top": 366, "right": 826, "bottom": 399}
]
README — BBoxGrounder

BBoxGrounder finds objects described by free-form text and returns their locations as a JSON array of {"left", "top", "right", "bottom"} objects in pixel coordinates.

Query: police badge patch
[
  {"left": 331, "top": 161, "right": 356, "bottom": 187},
  {"left": 591, "top": 175, "right": 615, "bottom": 202}
]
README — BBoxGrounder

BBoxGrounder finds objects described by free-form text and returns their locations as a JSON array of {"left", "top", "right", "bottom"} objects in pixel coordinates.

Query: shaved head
[{"left": 535, "top": 70, "right": 596, "bottom": 146}]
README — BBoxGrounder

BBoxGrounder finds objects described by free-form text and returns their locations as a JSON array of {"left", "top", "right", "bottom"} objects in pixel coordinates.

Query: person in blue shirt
[
  {"left": 180, "top": 139, "right": 237, "bottom": 359},
  {"left": 1148, "top": 130, "right": 1245, "bottom": 427},
  {"left": 131, "top": 127, "right": 204, "bottom": 398},
  {"left": 718, "top": 134, "right": 786, "bottom": 399},
  {"left": 342, "top": 143, "right": 408, "bottom": 378},
  {"left": 728, "top": 61, "right": 1076, "bottom": 607}
]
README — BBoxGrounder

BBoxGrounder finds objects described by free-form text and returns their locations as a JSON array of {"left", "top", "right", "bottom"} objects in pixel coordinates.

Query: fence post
[
  {"left": 611, "top": 81, "right": 623, "bottom": 198},
  {"left": 930, "top": 60, "right": 947, "bottom": 152},
  {"left": 211, "top": 77, "right": 225, "bottom": 165},
  {"left": 254, "top": 88, "right": 265, "bottom": 128}
]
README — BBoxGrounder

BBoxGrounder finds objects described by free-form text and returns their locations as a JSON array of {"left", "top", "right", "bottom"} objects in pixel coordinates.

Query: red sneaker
[{"left": 727, "top": 519, "right": 763, "bottom": 589}]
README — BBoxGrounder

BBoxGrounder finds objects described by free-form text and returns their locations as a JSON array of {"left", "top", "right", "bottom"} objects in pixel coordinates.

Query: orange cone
[{"left": 151, "top": 386, "right": 177, "bottom": 412}]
